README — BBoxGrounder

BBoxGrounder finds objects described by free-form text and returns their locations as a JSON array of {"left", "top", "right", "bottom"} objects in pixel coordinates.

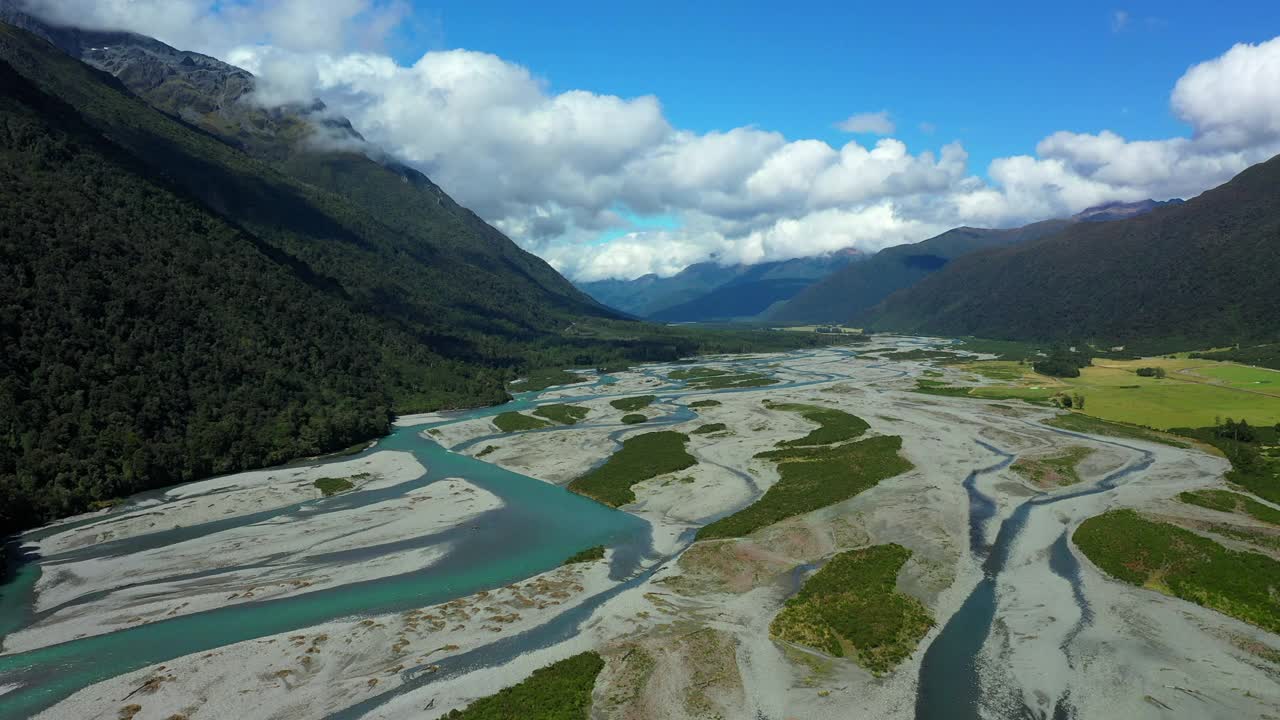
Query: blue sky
[
  {"left": 391, "top": 1, "right": 1280, "bottom": 175},
  {"left": 56, "top": 0, "right": 1280, "bottom": 279}
]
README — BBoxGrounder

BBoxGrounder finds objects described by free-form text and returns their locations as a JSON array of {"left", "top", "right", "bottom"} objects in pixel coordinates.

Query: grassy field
[
  {"left": 1179, "top": 489, "right": 1280, "bottom": 526},
  {"left": 1010, "top": 447, "right": 1094, "bottom": 487},
  {"left": 770, "top": 544, "right": 933, "bottom": 675},
  {"left": 697, "top": 435, "right": 912, "bottom": 539},
  {"left": 533, "top": 404, "right": 590, "bottom": 425},
  {"left": 1192, "top": 364, "right": 1280, "bottom": 394},
  {"left": 569, "top": 431, "right": 696, "bottom": 506},
  {"left": 1073, "top": 509, "right": 1280, "bottom": 633},
  {"left": 764, "top": 401, "right": 871, "bottom": 447},
  {"left": 493, "top": 411, "right": 553, "bottom": 432},
  {"left": 692, "top": 423, "right": 727, "bottom": 435},
  {"left": 610, "top": 395, "right": 656, "bottom": 412},
  {"left": 620, "top": 414, "right": 647, "bottom": 424},
  {"left": 440, "top": 652, "right": 604, "bottom": 719},
  {"left": 937, "top": 357, "right": 1280, "bottom": 429},
  {"left": 914, "top": 377, "right": 1055, "bottom": 403}
]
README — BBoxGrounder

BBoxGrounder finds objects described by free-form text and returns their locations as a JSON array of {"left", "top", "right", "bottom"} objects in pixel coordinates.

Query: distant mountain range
[
  {"left": 577, "top": 249, "right": 862, "bottom": 321},
  {"left": 590, "top": 198, "right": 1186, "bottom": 327},
  {"left": 768, "top": 199, "right": 1186, "bottom": 324},
  {"left": 864, "top": 158, "right": 1279, "bottom": 345}
]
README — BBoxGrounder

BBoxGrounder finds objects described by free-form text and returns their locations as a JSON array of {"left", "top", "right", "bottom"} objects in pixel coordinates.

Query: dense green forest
[
  {"left": 865, "top": 155, "right": 1280, "bottom": 346},
  {"left": 1191, "top": 343, "right": 1280, "bottom": 371},
  {"left": 440, "top": 652, "right": 604, "bottom": 719},
  {"left": 0, "top": 22, "right": 832, "bottom": 536},
  {"left": 1032, "top": 346, "right": 1092, "bottom": 378}
]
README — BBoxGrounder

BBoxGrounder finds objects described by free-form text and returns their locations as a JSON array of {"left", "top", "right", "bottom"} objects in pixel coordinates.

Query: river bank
[{"left": 2, "top": 338, "right": 1277, "bottom": 720}]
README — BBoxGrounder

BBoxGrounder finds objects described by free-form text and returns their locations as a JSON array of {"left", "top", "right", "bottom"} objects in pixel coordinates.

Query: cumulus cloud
[
  {"left": 1172, "top": 36, "right": 1280, "bottom": 150},
  {"left": 836, "top": 110, "right": 895, "bottom": 135},
  {"left": 20, "top": 0, "right": 409, "bottom": 56},
  {"left": 23, "top": 1, "right": 1280, "bottom": 280}
]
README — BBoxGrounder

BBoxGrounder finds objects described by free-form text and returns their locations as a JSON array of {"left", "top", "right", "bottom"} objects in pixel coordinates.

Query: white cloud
[
  {"left": 20, "top": 0, "right": 409, "bottom": 56},
  {"left": 835, "top": 110, "right": 895, "bottom": 135},
  {"left": 1111, "top": 10, "right": 1130, "bottom": 33},
  {"left": 24, "top": 2, "right": 1280, "bottom": 280},
  {"left": 1172, "top": 36, "right": 1280, "bottom": 150}
]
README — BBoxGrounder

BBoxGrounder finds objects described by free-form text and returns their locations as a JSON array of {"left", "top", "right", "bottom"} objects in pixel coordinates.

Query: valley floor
[{"left": 3, "top": 338, "right": 1278, "bottom": 720}]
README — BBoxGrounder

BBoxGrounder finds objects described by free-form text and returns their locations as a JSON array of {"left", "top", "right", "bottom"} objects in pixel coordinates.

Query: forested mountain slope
[
  {"left": 647, "top": 250, "right": 862, "bottom": 322},
  {"left": 0, "top": 55, "right": 419, "bottom": 530},
  {"left": 0, "top": 19, "right": 827, "bottom": 534},
  {"left": 579, "top": 263, "right": 762, "bottom": 318},
  {"left": 770, "top": 220, "right": 1071, "bottom": 323},
  {"left": 864, "top": 156, "right": 1280, "bottom": 345}
]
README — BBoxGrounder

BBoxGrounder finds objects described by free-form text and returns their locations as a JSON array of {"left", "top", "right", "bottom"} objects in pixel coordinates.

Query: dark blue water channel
[{"left": 915, "top": 428, "right": 1155, "bottom": 720}]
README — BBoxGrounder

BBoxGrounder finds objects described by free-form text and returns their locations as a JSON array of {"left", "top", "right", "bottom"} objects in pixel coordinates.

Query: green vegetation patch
[
  {"left": 672, "top": 366, "right": 779, "bottom": 389},
  {"left": 610, "top": 395, "right": 656, "bottom": 412},
  {"left": 563, "top": 545, "right": 605, "bottom": 565},
  {"left": 876, "top": 349, "right": 965, "bottom": 362},
  {"left": 1170, "top": 426, "right": 1280, "bottom": 503},
  {"left": 1043, "top": 413, "right": 1189, "bottom": 448},
  {"left": 669, "top": 367, "right": 731, "bottom": 380},
  {"left": 620, "top": 414, "right": 648, "bottom": 425},
  {"left": 1179, "top": 489, "right": 1280, "bottom": 526},
  {"left": 912, "top": 376, "right": 1057, "bottom": 403},
  {"left": 911, "top": 379, "right": 978, "bottom": 398},
  {"left": 1196, "top": 364, "right": 1279, "bottom": 391},
  {"left": 952, "top": 337, "right": 1044, "bottom": 361},
  {"left": 689, "top": 399, "right": 721, "bottom": 408},
  {"left": 439, "top": 651, "right": 604, "bottom": 719},
  {"left": 770, "top": 544, "right": 933, "bottom": 675},
  {"left": 533, "top": 404, "right": 591, "bottom": 425},
  {"left": 569, "top": 431, "right": 697, "bottom": 507},
  {"left": 1192, "top": 343, "right": 1280, "bottom": 372},
  {"left": 1206, "top": 524, "right": 1280, "bottom": 552},
  {"left": 765, "top": 401, "right": 870, "bottom": 447},
  {"left": 692, "top": 423, "right": 727, "bottom": 435},
  {"left": 493, "top": 412, "right": 553, "bottom": 432},
  {"left": 314, "top": 476, "right": 355, "bottom": 497},
  {"left": 1010, "top": 447, "right": 1094, "bottom": 487},
  {"left": 1073, "top": 509, "right": 1280, "bottom": 633},
  {"left": 697, "top": 436, "right": 911, "bottom": 539},
  {"left": 962, "top": 361, "right": 1030, "bottom": 382},
  {"left": 510, "top": 368, "right": 588, "bottom": 392}
]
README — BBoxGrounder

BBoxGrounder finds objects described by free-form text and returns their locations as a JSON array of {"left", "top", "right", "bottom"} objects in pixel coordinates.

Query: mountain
[
  {"left": 578, "top": 250, "right": 861, "bottom": 320},
  {"left": 1073, "top": 198, "right": 1184, "bottom": 223},
  {"left": 0, "top": 14, "right": 831, "bottom": 535},
  {"left": 648, "top": 250, "right": 863, "bottom": 321},
  {"left": 577, "top": 263, "right": 747, "bottom": 318},
  {"left": 769, "top": 220, "right": 1072, "bottom": 323},
  {"left": 864, "top": 156, "right": 1280, "bottom": 345}
]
